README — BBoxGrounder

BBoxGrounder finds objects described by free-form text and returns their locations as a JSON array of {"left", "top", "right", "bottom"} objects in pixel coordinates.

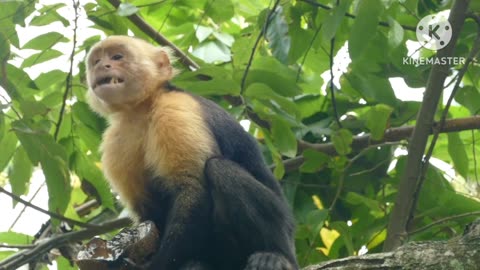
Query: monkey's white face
[
  {"left": 87, "top": 44, "right": 148, "bottom": 107},
  {"left": 85, "top": 36, "right": 173, "bottom": 115}
]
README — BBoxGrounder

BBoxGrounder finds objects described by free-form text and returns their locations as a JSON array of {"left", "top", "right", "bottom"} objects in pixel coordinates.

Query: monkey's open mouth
[{"left": 96, "top": 76, "right": 125, "bottom": 87}]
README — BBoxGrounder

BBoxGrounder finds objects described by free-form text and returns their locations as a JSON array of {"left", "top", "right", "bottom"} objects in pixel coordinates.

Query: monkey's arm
[{"left": 205, "top": 157, "right": 298, "bottom": 270}]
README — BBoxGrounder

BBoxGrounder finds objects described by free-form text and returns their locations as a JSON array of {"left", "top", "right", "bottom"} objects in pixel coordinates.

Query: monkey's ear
[{"left": 155, "top": 50, "right": 173, "bottom": 78}]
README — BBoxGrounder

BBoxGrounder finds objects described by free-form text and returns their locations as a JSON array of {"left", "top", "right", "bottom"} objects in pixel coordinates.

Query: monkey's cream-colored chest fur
[{"left": 99, "top": 92, "right": 216, "bottom": 214}]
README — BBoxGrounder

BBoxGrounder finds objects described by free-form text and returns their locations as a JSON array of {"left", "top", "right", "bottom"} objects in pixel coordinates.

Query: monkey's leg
[
  {"left": 146, "top": 179, "right": 212, "bottom": 270},
  {"left": 204, "top": 157, "right": 298, "bottom": 270}
]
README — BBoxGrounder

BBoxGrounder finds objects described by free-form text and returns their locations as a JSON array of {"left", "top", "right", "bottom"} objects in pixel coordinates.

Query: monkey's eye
[
  {"left": 111, "top": 54, "right": 123, "bottom": 61},
  {"left": 93, "top": 59, "right": 100, "bottom": 65}
]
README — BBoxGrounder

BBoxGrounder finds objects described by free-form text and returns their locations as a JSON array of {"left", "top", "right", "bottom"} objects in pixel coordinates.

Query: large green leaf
[
  {"left": 245, "top": 83, "right": 300, "bottom": 119},
  {"left": 242, "top": 57, "right": 301, "bottom": 97},
  {"left": 207, "top": 0, "right": 234, "bottom": 23},
  {"left": 21, "top": 50, "right": 63, "bottom": 68},
  {"left": 12, "top": 120, "right": 70, "bottom": 215},
  {"left": 271, "top": 117, "right": 297, "bottom": 158},
  {"left": 22, "top": 32, "right": 69, "bottom": 50},
  {"left": 265, "top": 6, "right": 290, "bottom": 64},
  {"left": 8, "top": 146, "right": 33, "bottom": 205},
  {"left": 0, "top": 231, "right": 33, "bottom": 245},
  {"left": 365, "top": 104, "right": 394, "bottom": 140},
  {"left": 321, "top": 0, "right": 351, "bottom": 41},
  {"left": 447, "top": 133, "right": 469, "bottom": 179},
  {"left": 72, "top": 152, "right": 114, "bottom": 210},
  {"left": 173, "top": 66, "right": 240, "bottom": 95},
  {"left": 0, "top": 131, "right": 17, "bottom": 172},
  {"left": 348, "top": 0, "right": 383, "bottom": 60},
  {"left": 332, "top": 129, "right": 353, "bottom": 155}
]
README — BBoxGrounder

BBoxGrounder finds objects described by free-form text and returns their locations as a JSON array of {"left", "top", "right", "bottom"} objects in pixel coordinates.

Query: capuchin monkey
[{"left": 85, "top": 35, "right": 298, "bottom": 270}]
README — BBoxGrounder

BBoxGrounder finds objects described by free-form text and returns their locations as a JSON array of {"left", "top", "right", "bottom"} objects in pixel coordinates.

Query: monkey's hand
[{"left": 245, "top": 252, "right": 295, "bottom": 270}]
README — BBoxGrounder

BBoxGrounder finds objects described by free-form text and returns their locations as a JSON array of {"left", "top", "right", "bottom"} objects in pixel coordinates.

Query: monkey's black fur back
[{"left": 143, "top": 90, "right": 298, "bottom": 270}]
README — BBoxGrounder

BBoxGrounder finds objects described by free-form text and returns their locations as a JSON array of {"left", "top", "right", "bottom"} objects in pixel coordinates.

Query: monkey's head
[{"left": 86, "top": 36, "right": 175, "bottom": 115}]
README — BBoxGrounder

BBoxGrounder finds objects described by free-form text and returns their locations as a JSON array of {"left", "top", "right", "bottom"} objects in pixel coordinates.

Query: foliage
[{"left": 0, "top": 0, "right": 479, "bottom": 268}]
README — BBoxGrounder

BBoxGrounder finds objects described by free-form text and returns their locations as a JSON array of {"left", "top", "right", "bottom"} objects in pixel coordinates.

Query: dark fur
[{"left": 142, "top": 90, "right": 297, "bottom": 270}]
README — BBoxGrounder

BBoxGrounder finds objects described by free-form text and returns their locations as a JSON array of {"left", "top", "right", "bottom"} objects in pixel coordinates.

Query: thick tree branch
[
  {"left": 384, "top": 0, "right": 471, "bottom": 252},
  {"left": 306, "top": 219, "right": 480, "bottom": 270}
]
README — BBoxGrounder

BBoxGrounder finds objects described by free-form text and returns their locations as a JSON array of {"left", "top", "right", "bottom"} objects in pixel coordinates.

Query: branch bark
[
  {"left": 305, "top": 219, "right": 480, "bottom": 270},
  {"left": 384, "top": 0, "right": 471, "bottom": 251}
]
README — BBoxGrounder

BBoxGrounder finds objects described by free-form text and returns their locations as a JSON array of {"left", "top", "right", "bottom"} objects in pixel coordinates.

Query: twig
[
  {"left": 9, "top": 182, "right": 46, "bottom": 231},
  {"left": 0, "top": 187, "right": 99, "bottom": 229},
  {"left": 329, "top": 142, "right": 400, "bottom": 210},
  {"left": 408, "top": 211, "right": 480, "bottom": 236},
  {"left": 240, "top": 0, "right": 281, "bottom": 93},
  {"left": 0, "top": 244, "right": 35, "bottom": 249},
  {"left": 299, "top": 0, "right": 416, "bottom": 32},
  {"left": 0, "top": 218, "right": 131, "bottom": 270},
  {"left": 54, "top": 0, "right": 79, "bottom": 141}
]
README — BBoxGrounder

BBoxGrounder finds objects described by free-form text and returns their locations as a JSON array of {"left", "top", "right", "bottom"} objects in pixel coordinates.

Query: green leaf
[
  {"left": 0, "top": 131, "right": 17, "bottom": 172},
  {"left": 30, "top": 9, "right": 69, "bottom": 27},
  {"left": 0, "top": 32, "right": 10, "bottom": 61},
  {"left": 331, "top": 221, "right": 355, "bottom": 255},
  {"left": 365, "top": 104, "right": 393, "bottom": 140},
  {"left": 344, "top": 192, "right": 381, "bottom": 212},
  {"left": 332, "top": 129, "right": 353, "bottom": 155},
  {"left": 271, "top": 117, "right": 297, "bottom": 158},
  {"left": 41, "top": 155, "right": 71, "bottom": 216},
  {"left": 321, "top": 0, "right": 351, "bottom": 41},
  {"left": 117, "top": 3, "right": 139, "bottom": 16},
  {"left": 387, "top": 17, "right": 404, "bottom": 48},
  {"left": 265, "top": 6, "right": 290, "bottom": 64},
  {"left": 454, "top": 86, "right": 480, "bottom": 114},
  {"left": 173, "top": 65, "right": 240, "bottom": 95},
  {"left": 8, "top": 146, "right": 33, "bottom": 204},
  {"left": 348, "top": 0, "right": 382, "bottom": 60},
  {"left": 243, "top": 57, "right": 301, "bottom": 97},
  {"left": 72, "top": 152, "right": 114, "bottom": 210},
  {"left": 195, "top": 26, "right": 214, "bottom": 43},
  {"left": 300, "top": 149, "right": 329, "bottom": 173},
  {"left": 192, "top": 41, "right": 231, "bottom": 63},
  {"left": 347, "top": 73, "right": 397, "bottom": 107},
  {"left": 34, "top": 70, "right": 66, "bottom": 90},
  {"left": 19, "top": 100, "right": 49, "bottom": 119},
  {"left": 22, "top": 32, "right": 68, "bottom": 50},
  {"left": 245, "top": 83, "right": 300, "bottom": 119},
  {"left": 21, "top": 50, "right": 63, "bottom": 68},
  {"left": 447, "top": 133, "right": 469, "bottom": 179},
  {"left": 207, "top": 0, "right": 234, "bottom": 23},
  {"left": 0, "top": 231, "right": 33, "bottom": 245},
  {"left": 0, "top": 112, "right": 4, "bottom": 143}
]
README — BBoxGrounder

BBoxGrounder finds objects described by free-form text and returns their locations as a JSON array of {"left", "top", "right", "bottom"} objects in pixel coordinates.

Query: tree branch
[
  {"left": 384, "top": 0, "right": 471, "bottom": 251},
  {"left": 283, "top": 116, "right": 480, "bottom": 172},
  {"left": 0, "top": 218, "right": 131, "bottom": 270},
  {"left": 106, "top": 0, "right": 199, "bottom": 70},
  {"left": 0, "top": 187, "right": 99, "bottom": 229}
]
